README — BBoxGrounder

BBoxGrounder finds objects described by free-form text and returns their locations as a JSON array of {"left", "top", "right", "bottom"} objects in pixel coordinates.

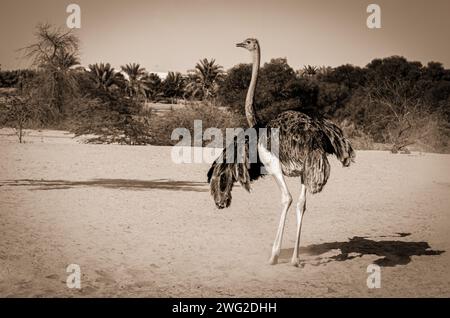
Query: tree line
[{"left": 1, "top": 24, "right": 449, "bottom": 152}]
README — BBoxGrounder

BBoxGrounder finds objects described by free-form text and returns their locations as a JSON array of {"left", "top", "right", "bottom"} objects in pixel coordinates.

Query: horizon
[{"left": 1, "top": 0, "right": 450, "bottom": 73}]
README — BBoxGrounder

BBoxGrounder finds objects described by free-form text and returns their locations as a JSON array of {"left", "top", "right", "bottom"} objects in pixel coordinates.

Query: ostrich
[{"left": 207, "top": 38, "right": 355, "bottom": 266}]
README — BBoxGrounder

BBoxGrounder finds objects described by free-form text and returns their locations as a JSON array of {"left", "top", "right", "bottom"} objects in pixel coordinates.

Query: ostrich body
[{"left": 208, "top": 38, "right": 355, "bottom": 266}]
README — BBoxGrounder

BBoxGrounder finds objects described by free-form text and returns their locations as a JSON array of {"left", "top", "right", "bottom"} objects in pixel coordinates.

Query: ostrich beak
[{"left": 236, "top": 42, "right": 245, "bottom": 48}]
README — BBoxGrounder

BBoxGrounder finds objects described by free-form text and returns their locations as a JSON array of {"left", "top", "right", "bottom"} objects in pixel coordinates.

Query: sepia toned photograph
[{"left": 0, "top": 0, "right": 449, "bottom": 303}]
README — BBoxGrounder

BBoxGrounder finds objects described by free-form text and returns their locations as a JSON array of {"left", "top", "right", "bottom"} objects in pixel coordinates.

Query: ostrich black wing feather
[{"left": 207, "top": 130, "right": 264, "bottom": 193}]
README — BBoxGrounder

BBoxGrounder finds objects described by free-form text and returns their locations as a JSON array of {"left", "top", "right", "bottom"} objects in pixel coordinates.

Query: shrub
[
  {"left": 339, "top": 119, "right": 375, "bottom": 150},
  {"left": 70, "top": 94, "right": 152, "bottom": 145},
  {"left": 0, "top": 93, "right": 34, "bottom": 143},
  {"left": 149, "top": 103, "right": 244, "bottom": 146}
]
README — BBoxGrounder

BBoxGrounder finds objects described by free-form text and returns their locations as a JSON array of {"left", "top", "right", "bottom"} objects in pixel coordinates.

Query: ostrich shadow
[
  {"left": 279, "top": 233, "right": 444, "bottom": 267},
  {"left": 0, "top": 179, "right": 208, "bottom": 192}
]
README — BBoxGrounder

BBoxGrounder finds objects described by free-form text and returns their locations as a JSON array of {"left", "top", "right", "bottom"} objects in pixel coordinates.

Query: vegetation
[
  {"left": 121, "top": 63, "right": 147, "bottom": 100},
  {"left": 21, "top": 23, "right": 80, "bottom": 115},
  {"left": 142, "top": 72, "right": 163, "bottom": 101},
  {"left": 0, "top": 92, "right": 34, "bottom": 143},
  {"left": 217, "top": 57, "right": 450, "bottom": 153},
  {"left": 1, "top": 23, "right": 449, "bottom": 152},
  {"left": 161, "top": 72, "right": 185, "bottom": 103},
  {"left": 184, "top": 58, "right": 224, "bottom": 101},
  {"left": 70, "top": 94, "right": 152, "bottom": 145},
  {"left": 148, "top": 103, "right": 244, "bottom": 147},
  {"left": 86, "top": 63, "right": 125, "bottom": 93}
]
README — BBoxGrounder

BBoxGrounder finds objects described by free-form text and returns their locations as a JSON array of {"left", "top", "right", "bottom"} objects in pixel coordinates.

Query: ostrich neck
[{"left": 245, "top": 46, "right": 260, "bottom": 127}]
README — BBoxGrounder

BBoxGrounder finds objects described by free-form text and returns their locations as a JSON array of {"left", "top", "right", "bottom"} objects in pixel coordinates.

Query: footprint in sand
[
  {"left": 45, "top": 274, "right": 59, "bottom": 280},
  {"left": 94, "top": 270, "right": 116, "bottom": 285},
  {"left": 80, "top": 285, "right": 99, "bottom": 294}
]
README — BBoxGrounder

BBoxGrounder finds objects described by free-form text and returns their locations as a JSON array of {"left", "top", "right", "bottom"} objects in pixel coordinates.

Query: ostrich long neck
[{"left": 245, "top": 45, "right": 260, "bottom": 127}]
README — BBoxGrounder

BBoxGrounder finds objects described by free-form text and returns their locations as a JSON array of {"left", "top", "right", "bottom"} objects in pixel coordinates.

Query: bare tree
[
  {"left": 366, "top": 79, "right": 435, "bottom": 153},
  {"left": 0, "top": 93, "right": 34, "bottom": 143},
  {"left": 20, "top": 23, "right": 80, "bottom": 114}
]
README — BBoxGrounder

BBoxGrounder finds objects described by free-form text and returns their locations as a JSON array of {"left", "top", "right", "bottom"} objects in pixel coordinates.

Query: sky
[{"left": 1, "top": 0, "right": 449, "bottom": 73}]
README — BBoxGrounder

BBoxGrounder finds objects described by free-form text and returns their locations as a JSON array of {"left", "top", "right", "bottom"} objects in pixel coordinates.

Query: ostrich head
[
  {"left": 236, "top": 38, "right": 259, "bottom": 52},
  {"left": 207, "top": 162, "right": 234, "bottom": 209}
]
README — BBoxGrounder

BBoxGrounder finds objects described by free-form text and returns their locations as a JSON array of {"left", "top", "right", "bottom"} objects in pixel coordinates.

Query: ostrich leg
[
  {"left": 258, "top": 145, "right": 292, "bottom": 265},
  {"left": 269, "top": 172, "right": 292, "bottom": 265},
  {"left": 291, "top": 182, "right": 307, "bottom": 266}
]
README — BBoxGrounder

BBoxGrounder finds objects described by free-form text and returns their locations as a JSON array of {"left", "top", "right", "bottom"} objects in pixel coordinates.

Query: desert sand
[{"left": 0, "top": 129, "right": 449, "bottom": 297}]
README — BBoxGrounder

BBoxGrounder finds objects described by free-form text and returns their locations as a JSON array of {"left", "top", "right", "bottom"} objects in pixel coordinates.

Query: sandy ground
[{"left": 0, "top": 129, "right": 449, "bottom": 297}]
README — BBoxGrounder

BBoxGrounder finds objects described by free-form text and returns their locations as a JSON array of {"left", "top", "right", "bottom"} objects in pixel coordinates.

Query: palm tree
[
  {"left": 54, "top": 51, "right": 80, "bottom": 70},
  {"left": 162, "top": 72, "right": 185, "bottom": 103},
  {"left": 298, "top": 65, "right": 319, "bottom": 78},
  {"left": 88, "top": 63, "right": 124, "bottom": 93},
  {"left": 50, "top": 51, "right": 80, "bottom": 108},
  {"left": 185, "top": 58, "right": 223, "bottom": 101},
  {"left": 142, "top": 73, "right": 163, "bottom": 101},
  {"left": 120, "top": 63, "right": 147, "bottom": 99}
]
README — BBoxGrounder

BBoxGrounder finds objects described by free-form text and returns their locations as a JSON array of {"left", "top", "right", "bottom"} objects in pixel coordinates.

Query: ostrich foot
[
  {"left": 290, "top": 257, "right": 300, "bottom": 267},
  {"left": 268, "top": 255, "right": 279, "bottom": 265}
]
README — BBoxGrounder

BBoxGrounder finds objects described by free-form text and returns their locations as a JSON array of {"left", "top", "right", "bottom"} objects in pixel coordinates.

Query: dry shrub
[
  {"left": 406, "top": 113, "right": 450, "bottom": 153},
  {"left": 149, "top": 102, "right": 245, "bottom": 146},
  {"left": 339, "top": 119, "right": 375, "bottom": 150},
  {"left": 70, "top": 96, "right": 152, "bottom": 145}
]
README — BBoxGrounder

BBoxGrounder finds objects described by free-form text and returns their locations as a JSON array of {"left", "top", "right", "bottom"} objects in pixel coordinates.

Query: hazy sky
[{"left": 1, "top": 0, "right": 449, "bottom": 73}]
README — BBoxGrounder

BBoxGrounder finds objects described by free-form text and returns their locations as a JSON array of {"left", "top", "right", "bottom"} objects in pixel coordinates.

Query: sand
[{"left": 0, "top": 129, "right": 449, "bottom": 297}]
